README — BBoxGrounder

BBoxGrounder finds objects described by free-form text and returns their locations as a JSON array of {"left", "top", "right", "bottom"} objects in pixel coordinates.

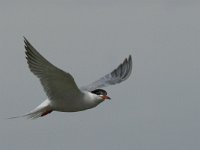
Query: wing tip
[
  {"left": 23, "top": 36, "right": 28, "bottom": 44},
  {"left": 120, "top": 54, "right": 133, "bottom": 81},
  {"left": 128, "top": 54, "right": 132, "bottom": 61}
]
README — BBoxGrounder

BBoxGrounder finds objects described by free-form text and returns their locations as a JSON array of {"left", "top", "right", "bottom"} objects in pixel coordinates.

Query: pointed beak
[{"left": 101, "top": 95, "right": 111, "bottom": 100}]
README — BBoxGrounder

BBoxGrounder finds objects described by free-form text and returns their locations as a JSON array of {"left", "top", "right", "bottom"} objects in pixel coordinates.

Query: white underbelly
[{"left": 50, "top": 98, "right": 100, "bottom": 112}]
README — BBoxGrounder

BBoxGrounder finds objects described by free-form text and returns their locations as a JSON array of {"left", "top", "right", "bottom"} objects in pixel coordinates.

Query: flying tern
[{"left": 10, "top": 37, "right": 132, "bottom": 119}]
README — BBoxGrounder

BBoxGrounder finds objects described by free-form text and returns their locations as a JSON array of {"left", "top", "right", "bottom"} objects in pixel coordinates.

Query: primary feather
[{"left": 81, "top": 55, "right": 132, "bottom": 91}]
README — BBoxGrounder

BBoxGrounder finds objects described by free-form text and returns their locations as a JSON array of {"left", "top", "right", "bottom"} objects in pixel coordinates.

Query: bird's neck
[{"left": 81, "top": 91, "right": 103, "bottom": 106}]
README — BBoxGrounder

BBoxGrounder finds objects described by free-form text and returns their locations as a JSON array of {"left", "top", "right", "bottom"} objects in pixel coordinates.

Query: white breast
[{"left": 51, "top": 91, "right": 103, "bottom": 112}]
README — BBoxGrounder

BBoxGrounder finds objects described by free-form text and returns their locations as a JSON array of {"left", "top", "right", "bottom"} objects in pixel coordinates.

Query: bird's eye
[{"left": 91, "top": 89, "right": 107, "bottom": 96}]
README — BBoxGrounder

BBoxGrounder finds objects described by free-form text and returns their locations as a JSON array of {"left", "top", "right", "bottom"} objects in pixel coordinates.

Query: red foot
[{"left": 41, "top": 110, "right": 53, "bottom": 117}]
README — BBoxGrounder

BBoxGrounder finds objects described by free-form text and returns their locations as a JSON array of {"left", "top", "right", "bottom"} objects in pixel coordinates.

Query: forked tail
[{"left": 7, "top": 100, "right": 53, "bottom": 119}]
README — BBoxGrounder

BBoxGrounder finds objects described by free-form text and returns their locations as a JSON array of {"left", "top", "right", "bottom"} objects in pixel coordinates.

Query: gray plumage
[
  {"left": 24, "top": 37, "right": 81, "bottom": 102},
  {"left": 80, "top": 55, "right": 132, "bottom": 91},
  {"left": 8, "top": 37, "right": 133, "bottom": 119}
]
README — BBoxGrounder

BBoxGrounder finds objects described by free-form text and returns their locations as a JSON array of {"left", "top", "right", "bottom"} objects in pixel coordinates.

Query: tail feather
[
  {"left": 26, "top": 108, "right": 53, "bottom": 119},
  {"left": 7, "top": 100, "right": 53, "bottom": 119}
]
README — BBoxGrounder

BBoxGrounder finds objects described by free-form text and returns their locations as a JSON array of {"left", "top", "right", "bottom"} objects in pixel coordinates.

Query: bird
[{"left": 9, "top": 37, "right": 132, "bottom": 119}]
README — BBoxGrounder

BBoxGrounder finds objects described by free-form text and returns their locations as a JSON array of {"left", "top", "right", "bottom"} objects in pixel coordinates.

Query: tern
[{"left": 10, "top": 37, "right": 132, "bottom": 119}]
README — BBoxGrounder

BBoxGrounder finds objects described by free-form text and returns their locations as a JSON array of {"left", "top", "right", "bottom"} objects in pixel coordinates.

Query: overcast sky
[{"left": 0, "top": 1, "right": 200, "bottom": 150}]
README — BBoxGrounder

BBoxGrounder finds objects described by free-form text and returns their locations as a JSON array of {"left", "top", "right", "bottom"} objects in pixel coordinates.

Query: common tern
[{"left": 10, "top": 37, "right": 132, "bottom": 119}]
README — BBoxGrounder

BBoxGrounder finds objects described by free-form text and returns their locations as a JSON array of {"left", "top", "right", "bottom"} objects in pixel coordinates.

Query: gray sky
[{"left": 1, "top": 0, "right": 200, "bottom": 150}]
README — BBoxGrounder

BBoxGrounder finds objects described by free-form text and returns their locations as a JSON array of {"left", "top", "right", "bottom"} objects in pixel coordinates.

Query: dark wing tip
[
  {"left": 128, "top": 54, "right": 132, "bottom": 69},
  {"left": 128, "top": 55, "right": 132, "bottom": 64},
  {"left": 23, "top": 36, "right": 26, "bottom": 41},
  {"left": 124, "top": 54, "right": 132, "bottom": 80},
  {"left": 110, "top": 55, "right": 133, "bottom": 82},
  {"left": 119, "top": 55, "right": 132, "bottom": 81},
  {"left": 23, "top": 36, "right": 27, "bottom": 44},
  {"left": 23, "top": 37, "right": 31, "bottom": 48}
]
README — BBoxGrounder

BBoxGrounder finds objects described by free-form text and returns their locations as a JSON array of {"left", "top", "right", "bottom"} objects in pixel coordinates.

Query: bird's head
[{"left": 91, "top": 89, "right": 111, "bottom": 101}]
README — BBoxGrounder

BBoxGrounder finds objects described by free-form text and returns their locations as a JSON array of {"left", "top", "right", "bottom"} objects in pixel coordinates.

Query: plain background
[{"left": 0, "top": 1, "right": 200, "bottom": 150}]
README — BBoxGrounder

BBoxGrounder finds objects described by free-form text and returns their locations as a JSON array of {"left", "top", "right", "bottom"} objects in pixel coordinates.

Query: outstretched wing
[
  {"left": 24, "top": 37, "right": 81, "bottom": 101},
  {"left": 81, "top": 55, "right": 132, "bottom": 91}
]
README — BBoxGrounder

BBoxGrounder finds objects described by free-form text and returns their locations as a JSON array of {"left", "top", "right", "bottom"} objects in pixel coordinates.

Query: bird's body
[
  {"left": 51, "top": 91, "right": 103, "bottom": 112},
  {"left": 9, "top": 37, "right": 132, "bottom": 119}
]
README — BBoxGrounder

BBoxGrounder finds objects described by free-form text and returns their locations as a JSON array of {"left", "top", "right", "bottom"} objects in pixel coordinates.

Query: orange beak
[{"left": 101, "top": 95, "right": 111, "bottom": 100}]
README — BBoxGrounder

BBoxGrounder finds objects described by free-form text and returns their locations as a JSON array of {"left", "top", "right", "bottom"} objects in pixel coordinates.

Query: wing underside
[
  {"left": 81, "top": 55, "right": 132, "bottom": 91},
  {"left": 24, "top": 37, "right": 81, "bottom": 101}
]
